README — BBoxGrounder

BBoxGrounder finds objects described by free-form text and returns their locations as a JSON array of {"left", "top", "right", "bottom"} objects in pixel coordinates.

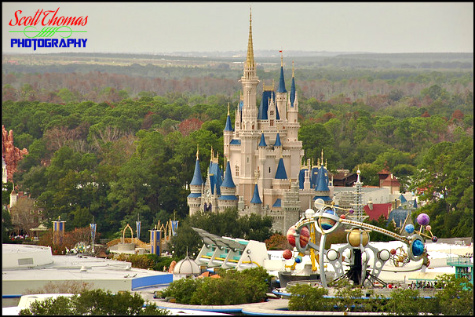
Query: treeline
[
  {"left": 2, "top": 92, "right": 472, "bottom": 239},
  {"left": 2, "top": 68, "right": 473, "bottom": 109},
  {"left": 2, "top": 61, "right": 473, "bottom": 239}
]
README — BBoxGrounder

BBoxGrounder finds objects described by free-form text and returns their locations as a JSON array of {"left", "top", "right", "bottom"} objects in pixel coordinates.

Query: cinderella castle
[{"left": 187, "top": 12, "right": 334, "bottom": 233}]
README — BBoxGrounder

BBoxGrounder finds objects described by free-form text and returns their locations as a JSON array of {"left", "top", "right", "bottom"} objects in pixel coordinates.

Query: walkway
[{"left": 139, "top": 291, "right": 392, "bottom": 316}]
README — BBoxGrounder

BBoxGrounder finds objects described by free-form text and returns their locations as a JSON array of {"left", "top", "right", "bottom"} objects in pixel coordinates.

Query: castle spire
[
  {"left": 277, "top": 50, "right": 287, "bottom": 93},
  {"left": 224, "top": 103, "right": 233, "bottom": 132},
  {"left": 290, "top": 61, "right": 296, "bottom": 107},
  {"left": 190, "top": 149, "right": 204, "bottom": 186},
  {"left": 245, "top": 8, "right": 255, "bottom": 70},
  {"left": 196, "top": 145, "right": 199, "bottom": 159}
]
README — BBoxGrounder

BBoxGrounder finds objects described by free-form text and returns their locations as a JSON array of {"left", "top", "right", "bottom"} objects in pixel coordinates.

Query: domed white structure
[{"left": 173, "top": 255, "right": 201, "bottom": 280}]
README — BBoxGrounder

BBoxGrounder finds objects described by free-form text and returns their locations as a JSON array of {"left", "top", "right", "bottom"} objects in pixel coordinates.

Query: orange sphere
[
  {"left": 283, "top": 249, "right": 292, "bottom": 260},
  {"left": 299, "top": 226, "right": 310, "bottom": 247},
  {"left": 287, "top": 226, "right": 310, "bottom": 247}
]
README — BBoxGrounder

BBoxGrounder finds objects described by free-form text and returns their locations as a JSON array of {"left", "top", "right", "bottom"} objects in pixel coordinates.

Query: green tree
[
  {"left": 2, "top": 208, "right": 14, "bottom": 241},
  {"left": 332, "top": 279, "right": 371, "bottom": 312},
  {"left": 434, "top": 274, "right": 473, "bottom": 316},
  {"left": 19, "top": 289, "right": 169, "bottom": 315},
  {"left": 287, "top": 283, "right": 330, "bottom": 311},
  {"left": 299, "top": 123, "right": 334, "bottom": 163},
  {"left": 162, "top": 267, "right": 269, "bottom": 305},
  {"left": 385, "top": 288, "right": 427, "bottom": 315}
]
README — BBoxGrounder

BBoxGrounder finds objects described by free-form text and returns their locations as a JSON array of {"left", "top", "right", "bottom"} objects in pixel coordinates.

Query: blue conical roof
[
  {"left": 250, "top": 184, "right": 262, "bottom": 204},
  {"left": 290, "top": 76, "right": 296, "bottom": 107},
  {"left": 274, "top": 133, "right": 282, "bottom": 147},
  {"left": 258, "top": 90, "right": 279, "bottom": 120},
  {"left": 277, "top": 65, "right": 287, "bottom": 93},
  {"left": 315, "top": 165, "right": 330, "bottom": 192},
  {"left": 190, "top": 159, "right": 204, "bottom": 186},
  {"left": 258, "top": 133, "right": 267, "bottom": 147},
  {"left": 413, "top": 199, "right": 418, "bottom": 209},
  {"left": 221, "top": 161, "right": 235, "bottom": 188},
  {"left": 224, "top": 114, "right": 233, "bottom": 131},
  {"left": 275, "top": 157, "right": 288, "bottom": 179},
  {"left": 399, "top": 194, "right": 407, "bottom": 204},
  {"left": 298, "top": 168, "right": 306, "bottom": 189},
  {"left": 208, "top": 161, "right": 222, "bottom": 195}
]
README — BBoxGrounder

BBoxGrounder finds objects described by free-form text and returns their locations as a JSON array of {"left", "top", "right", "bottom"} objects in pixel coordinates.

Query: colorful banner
[
  {"left": 90, "top": 223, "right": 96, "bottom": 243},
  {"left": 171, "top": 220, "right": 179, "bottom": 236},
  {"left": 136, "top": 221, "right": 141, "bottom": 240}
]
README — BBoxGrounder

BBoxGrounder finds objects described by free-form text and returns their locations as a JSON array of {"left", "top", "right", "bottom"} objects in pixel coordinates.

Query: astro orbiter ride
[{"left": 286, "top": 170, "right": 437, "bottom": 288}]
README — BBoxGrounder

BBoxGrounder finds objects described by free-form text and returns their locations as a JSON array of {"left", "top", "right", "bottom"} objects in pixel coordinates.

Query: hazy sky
[{"left": 2, "top": 2, "right": 473, "bottom": 54}]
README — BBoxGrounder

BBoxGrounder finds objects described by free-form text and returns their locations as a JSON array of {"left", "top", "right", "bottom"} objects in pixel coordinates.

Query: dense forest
[{"left": 2, "top": 52, "right": 473, "bottom": 240}]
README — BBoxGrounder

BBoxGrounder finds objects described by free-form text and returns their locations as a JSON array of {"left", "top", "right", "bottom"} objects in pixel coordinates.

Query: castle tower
[
  {"left": 275, "top": 51, "right": 287, "bottom": 122},
  {"left": 250, "top": 183, "right": 262, "bottom": 215},
  {"left": 203, "top": 148, "right": 222, "bottom": 213},
  {"left": 223, "top": 104, "right": 233, "bottom": 160},
  {"left": 218, "top": 161, "right": 238, "bottom": 211},
  {"left": 236, "top": 9, "right": 260, "bottom": 205},
  {"left": 314, "top": 150, "right": 332, "bottom": 203},
  {"left": 187, "top": 147, "right": 204, "bottom": 216}
]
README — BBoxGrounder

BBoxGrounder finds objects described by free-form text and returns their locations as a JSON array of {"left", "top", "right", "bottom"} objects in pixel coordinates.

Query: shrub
[
  {"left": 19, "top": 289, "right": 169, "bottom": 315},
  {"left": 191, "top": 277, "right": 244, "bottom": 305},
  {"left": 162, "top": 267, "right": 271, "bottom": 305},
  {"left": 288, "top": 283, "right": 330, "bottom": 311},
  {"left": 160, "top": 277, "right": 202, "bottom": 304}
]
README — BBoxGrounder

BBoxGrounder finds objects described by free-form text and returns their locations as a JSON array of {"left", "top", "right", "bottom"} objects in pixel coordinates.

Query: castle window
[
  {"left": 269, "top": 167, "right": 271, "bottom": 173},
  {"left": 270, "top": 111, "right": 274, "bottom": 115},
  {"left": 270, "top": 120, "right": 274, "bottom": 126},
  {"left": 235, "top": 165, "right": 239, "bottom": 176}
]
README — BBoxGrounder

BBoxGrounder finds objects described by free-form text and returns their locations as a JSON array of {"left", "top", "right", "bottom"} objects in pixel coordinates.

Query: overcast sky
[{"left": 2, "top": 2, "right": 473, "bottom": 54}]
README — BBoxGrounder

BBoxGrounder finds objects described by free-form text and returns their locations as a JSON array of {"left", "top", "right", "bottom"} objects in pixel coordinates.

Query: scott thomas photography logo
[{"left": 9, "top": 7, "right": 88, "bottom": 51}]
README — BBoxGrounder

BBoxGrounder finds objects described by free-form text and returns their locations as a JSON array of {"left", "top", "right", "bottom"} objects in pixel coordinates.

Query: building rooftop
[{"left": 2, "top": 244, "right": 172, "bottom": 296}]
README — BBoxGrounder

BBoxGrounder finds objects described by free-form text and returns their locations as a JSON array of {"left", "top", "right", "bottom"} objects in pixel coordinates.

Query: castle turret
[
  {"left": 287, "top": 60, "right": 299, "bottom": 124},
  {"left": 223, "top": 104, "right": 233, "bottom": 159},
  {"left": 272, "top": 156, "right": 290, "bottom": 193},
  {"left": 258, "top": 132, "right": 267, "bottom": 164},
  {"left": 275, "top": 51, "right": 287, "bottom": 122},
  {"left": 314, "top": 150, "right": 331, "bottom": 203},
  {"left": 187, "top": 147, "right": 204, "bottom": 216},
  {"left": 285, "top": 60, "right": 303, "bottom": 180},
  {"left": 218, "top": 161, "right": 238, "bottom": 211},
  {"left": 250, "top": 183, "right": 262, "bottom": 214},
  {"left": 274, "top": 132, "right": 282, "bottom": 159}
]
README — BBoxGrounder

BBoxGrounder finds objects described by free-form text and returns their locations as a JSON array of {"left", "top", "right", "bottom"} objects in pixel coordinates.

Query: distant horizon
[
  {"left": 2, "top": 3, "right": 473, "bottom": 55},
  {"left": 3, "top": 50, "right": 473, "bottom": 56}
]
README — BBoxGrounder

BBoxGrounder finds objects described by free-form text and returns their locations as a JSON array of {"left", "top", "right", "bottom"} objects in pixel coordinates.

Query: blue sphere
[
  {"left": 412, "top": 239, "right": 424, "bottom": 256},
  {"left": 405, "top": 224, "right": 415, "bottom": 234},
  {"left": 295, "top": 256, "right": 302, "bottom": 263}
]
